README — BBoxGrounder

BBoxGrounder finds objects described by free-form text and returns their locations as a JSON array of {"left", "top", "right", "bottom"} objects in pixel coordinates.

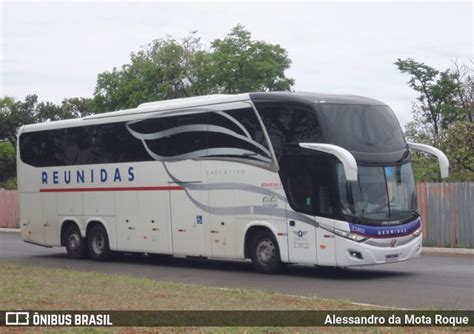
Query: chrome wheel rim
[
  {"left": 92, "top": 232, "right": 105, "bottom": 254},
  {"left": 68, "top": 233, "right": 81, "bottom": 251},
  {"left": 256, "top": 239, "right": 275, "bottom": 264}
]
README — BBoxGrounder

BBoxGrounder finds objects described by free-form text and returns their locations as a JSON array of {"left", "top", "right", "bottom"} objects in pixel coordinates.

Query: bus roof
[
  {"left": 249, "top": 92, "right": 386, "bottom": 105},
  {"left": 20, "top": 91, "right": 386, "bottom": 133}
]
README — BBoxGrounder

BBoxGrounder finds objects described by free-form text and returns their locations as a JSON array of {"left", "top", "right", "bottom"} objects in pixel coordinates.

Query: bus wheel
[
  {"left": 251, "top": 230, "right": 284, "bottom": 274},
  {"left": 87, "top": 225, "right": 111, "bottom": 261},
  {"left": 64, "top": 224, "right": 87, "bottom": 259}
]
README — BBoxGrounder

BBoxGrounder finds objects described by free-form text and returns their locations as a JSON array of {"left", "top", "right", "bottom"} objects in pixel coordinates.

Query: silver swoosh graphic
[
  {"left": 126, "top": 110, "right": 272, "bottom": 163},
  {"left": 216, "top": 111, "right": 251, "bottom": 139}
]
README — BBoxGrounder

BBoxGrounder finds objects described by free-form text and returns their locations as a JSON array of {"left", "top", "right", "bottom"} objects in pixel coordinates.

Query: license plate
[{"left": 385, "top": 254, "right": 399, "bottom": 262}]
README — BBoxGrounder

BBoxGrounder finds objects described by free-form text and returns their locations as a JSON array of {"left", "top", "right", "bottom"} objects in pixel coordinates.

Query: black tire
[
  {"left": 64, "top": 224, "right": 87, "bottom": 259},
  {"left": 87, "top": 224, "right": 111, "bottom": 261},
  {"left": 250, "top": 230, "right": 284, "bottom": 274}
]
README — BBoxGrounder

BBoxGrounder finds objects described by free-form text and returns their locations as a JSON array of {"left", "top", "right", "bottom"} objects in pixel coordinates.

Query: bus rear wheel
[
  {"left": 251, "top": 230, "right": 284, "bottom": 274},
  {"left": 64, "top": 224, "right": 87, "bottom": 259},
  {"left": 87, "top": 224, "right": 111, "bottom": 261}
]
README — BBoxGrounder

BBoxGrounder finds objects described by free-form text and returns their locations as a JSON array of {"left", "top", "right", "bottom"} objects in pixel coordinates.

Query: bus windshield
[
  {"left": 318, "top": 104, "right": 405, "bottom": 153},
  {"left": 336, "top": 162, "right": 417, "bottom": 222}
]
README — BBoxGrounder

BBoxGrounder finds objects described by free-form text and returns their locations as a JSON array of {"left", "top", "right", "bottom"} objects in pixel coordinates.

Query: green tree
[
  {"left": 444, "top": 121, "right": 474, "bottom": 181},
  {"left": 93, "top": 25, "right": 294, "bottom": 112},
  {"left": 209, "top": 24, "right": 294, "bottom": 93},
  {"left": 0, "top": 95, "right": 38, "bottom": 145},
  {"left": 451, "top": 60, "right": 473, "bottom": 123},
  {"left": 395, "top": 58, "right": 473, "bottom": 181},
  {"left": 395, "top": 58, "right": 464, "bottom": 142},
  {"left": 0, "top": 96, "right": 15, "bottom": 142},
  {"left": 93, "top": 33, "right": 205, "bottom": 112},
  {"left": 37, "top": 97, "right": 95, "bottom": 121},
  {"left": 0, "top": 141, "right": 16, "bottom": 187},
  {"left": 0, "top": 97, "right": 16, "bottom": 188}
]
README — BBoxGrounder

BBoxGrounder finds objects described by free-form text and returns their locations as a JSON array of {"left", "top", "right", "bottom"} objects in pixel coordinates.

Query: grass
[
  {"left": 0, "top": 262, "right": 470, "bottom": 334},
  {"left": 0, "top": 262, "right": 358, "bottom": 311}
]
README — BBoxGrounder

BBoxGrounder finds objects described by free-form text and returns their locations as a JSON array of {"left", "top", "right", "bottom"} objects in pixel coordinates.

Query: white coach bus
[{"left": 17, "top": 92, "right": 449, "bottom": 273}]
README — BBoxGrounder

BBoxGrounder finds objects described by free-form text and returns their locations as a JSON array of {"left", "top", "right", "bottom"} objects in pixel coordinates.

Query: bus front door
[{"left": 169, "top": 183, "right": 207, "bottom": 257}]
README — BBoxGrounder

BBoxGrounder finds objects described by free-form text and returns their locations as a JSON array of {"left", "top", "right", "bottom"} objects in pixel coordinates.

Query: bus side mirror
[
  {"left": 407, "top": 142, "right": 449, "bottom": 178},
  {"left": 299, "top": 143, "right": 358, "bottom": 181}
]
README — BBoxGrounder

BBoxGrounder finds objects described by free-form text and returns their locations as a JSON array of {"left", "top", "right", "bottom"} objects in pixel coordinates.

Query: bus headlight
[
  {"left": 332, "top": 228, "right": 368, "bottom": 242},
  {"left": 412, "top": 227, "right": 422, "bottom": 237}
]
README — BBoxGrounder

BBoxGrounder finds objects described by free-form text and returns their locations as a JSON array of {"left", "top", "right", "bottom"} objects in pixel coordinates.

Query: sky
[{"left": 1, "top": 1, "right": 472, "bottom": 127}]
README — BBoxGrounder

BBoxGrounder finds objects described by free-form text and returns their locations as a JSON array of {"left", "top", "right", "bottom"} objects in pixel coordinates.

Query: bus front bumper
[{"left": 335, "top": 234, "right": 422, "bottom": 267}]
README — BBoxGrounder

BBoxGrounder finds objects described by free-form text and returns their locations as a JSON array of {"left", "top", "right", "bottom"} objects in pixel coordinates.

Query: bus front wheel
[
  {"left": 64, "top": 224, "right": 87, "bottom": 259},
  {"left": 251, "top": 230, "right": 284, "bottom": 274},
  {"left": 87, "top": 224, "right": 111, "bottom": 261}
]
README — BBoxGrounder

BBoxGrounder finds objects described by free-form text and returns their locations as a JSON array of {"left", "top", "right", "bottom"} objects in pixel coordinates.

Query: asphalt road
[{"left": 1, "top": 232, "right": 473, "bottom": 309}]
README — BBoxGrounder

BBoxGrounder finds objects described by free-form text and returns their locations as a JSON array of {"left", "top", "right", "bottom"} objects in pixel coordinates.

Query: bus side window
[
  {"left": 128, "top": 112, "right": 209, "bottom": 159},
  {"left": 314, "top": 182, "right": 333, "bottom": 216},
  {"left": 254, "top": 102, "right": 322, "bottom": 158},
  {"left": 163, "top": 113, "right": 208, "bottom": 157},
  {"left": 287, "top": 174, "right": 313, "bottom": 212},
  {"left": 207, "top": 107, "right": 271, "bottom": 160},
  {"left": 224, "top": 108, "right": 268, "bottom": 150},
  {"left": 286, "top": 173, "right": 333, "bottom": 217},
  {"left": 280, "top": 154, "right": 335, "bottom": 217}
]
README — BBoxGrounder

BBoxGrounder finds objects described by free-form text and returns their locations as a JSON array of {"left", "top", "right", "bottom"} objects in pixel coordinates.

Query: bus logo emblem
[
  {"left": 293, "top": 230, "right": 308, "bottom": 238},
  {"left": 262, "top": 196, "right": 277, "bottom": 208}
]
